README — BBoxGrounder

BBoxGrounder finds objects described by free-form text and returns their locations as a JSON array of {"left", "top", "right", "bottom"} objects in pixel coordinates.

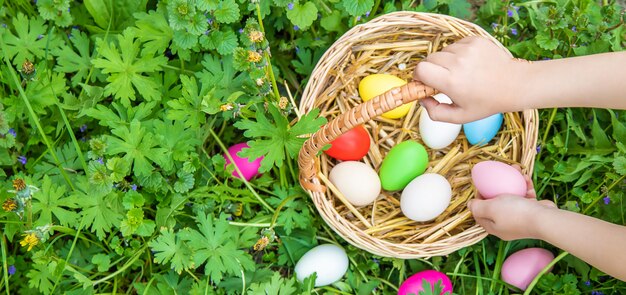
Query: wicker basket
[{"left": 297, "top": 12, "right": 539, "bottom": 259}]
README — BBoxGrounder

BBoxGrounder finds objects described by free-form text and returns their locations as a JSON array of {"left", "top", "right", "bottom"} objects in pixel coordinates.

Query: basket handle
[{"left": 298, "top": 81, "right": 437, "bottom": 192}]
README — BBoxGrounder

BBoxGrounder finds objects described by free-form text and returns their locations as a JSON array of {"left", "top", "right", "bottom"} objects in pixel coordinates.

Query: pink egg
[
  {"left": 224, "top": 143, "right": 263, "bottom": 181},
  {"left": 471, "top": 161, "right": 527, "bottom": 199},
  {"left": 501, "top": 248, "right": 554, "bottom": 290},
  {"left": 398, "top": 270, "right": 453, "bottom": 295}
]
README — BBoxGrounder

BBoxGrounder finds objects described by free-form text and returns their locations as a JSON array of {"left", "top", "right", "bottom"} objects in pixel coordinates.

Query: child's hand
[
  {"left": 468, "top": 195, "right": 557, "bottom": 241},
  {"left": 413, "top": 36, "right": 530, "bottom": 123}
]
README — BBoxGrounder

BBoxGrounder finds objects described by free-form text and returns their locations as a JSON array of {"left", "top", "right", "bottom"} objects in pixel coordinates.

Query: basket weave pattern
[{"left": 297, "top": 12, "right": 539, "bottom": 258}]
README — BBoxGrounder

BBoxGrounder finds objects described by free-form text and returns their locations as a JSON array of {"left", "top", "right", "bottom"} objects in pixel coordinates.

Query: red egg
[{"left": 323, "top": 125, "right": 370, "bottom": 161}]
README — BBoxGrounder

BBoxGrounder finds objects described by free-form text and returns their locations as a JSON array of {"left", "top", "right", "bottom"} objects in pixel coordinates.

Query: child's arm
[
  {"left": 413, "top": 36, "right": 626, "bottom": 123},
  {"left": 469, "top": 195, "right": 626, "bottom": 281}
]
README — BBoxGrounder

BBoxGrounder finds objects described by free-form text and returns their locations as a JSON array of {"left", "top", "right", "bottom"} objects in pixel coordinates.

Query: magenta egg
[
  {"left": 398, "top": 270, "right": 453, "bottom": 295},
  {"left": 501, "top": 248, "right": 554, "bottom": 290},
  {"left": 224, "top": 143, "right": 263, "bottom": 181},
  {"left": 471, "top": 161, "right": 527, "bottom": 199}
]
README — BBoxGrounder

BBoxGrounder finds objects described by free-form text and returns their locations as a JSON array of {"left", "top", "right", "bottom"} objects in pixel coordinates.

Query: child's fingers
[
  {"left": 424, "top": 51, "right": 457, "bottom": 70},
  {"left": 538, "top": 199, "right": 558, "bottom": 209},
  {"left": 467, "top": 199, "right": 494, "bottom": 219},
  {"left": 420, "top": 98, "right": 464, "bottom": 123},
  {"left": 414, "top": 61, "right": 450, "bottom": 91},
  {"left": 474, "top": 217, "right": 496, "bottom": 233}
]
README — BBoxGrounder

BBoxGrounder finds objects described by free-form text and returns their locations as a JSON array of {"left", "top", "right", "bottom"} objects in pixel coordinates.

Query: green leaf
[
  {"left": 52, "top": 29, "right": 94, "bottom": 86},
  {"left": 149, "top": 228, "right": 196, "bottom": 274},
  {"left": 608, "top": 109, "right": 626, "bottom": 143},
  {"left": 341, "top": 0, "right": 373, "bottom": 16},
  {"left": 131, "top": 11, "right": 174, "bottom": 55},
  {"left": 320, "top": 11, "right": 344, "bottom": 32},
  {"left": 91, "top": 254, "right": 111, "bottom": 272},
  {"left": 535, "top": 33, "right": 559, "bottom": 51},
  {"left": 613, "top": 156, "right": 626, "bottom": 175},
  {"left": 105, "top": 120, "right": 168, "bottom": 177},
  {"left": 27, "top": 261, "right": 57, "bottom": 294},
  {"left": 167, "top": 75, "right": 210, "bottom": 128},
  {"left": 1, "top": 13, "right": 62, "bottom": 66},
  {"left": 286, "top": 2, "right": 318, "bottom": 29},
  {"left": 75, "top": 180, "right": 124, "bottom": 239},
  {"left": 446, "top": 0, "right": 471, "bottom": 19},
  {"left": 235, "top": 105, "right": 326, "bottom": 172},
  {"left": 247, "top": 272, "right": 298, "bottom": 295},
  {"left": 214, "top": 0, "right": 240, "bottom": 24},
  {"left": 592, "top": 110, "right": 612, "bottom": 149},
  {"left": 196, "top": 54, "right": 247, "bottom": 101},
  {"left": 205, "top": 29, "right": 239, "bottom": 55},
  {"left": 31, "top": 176, "right": 79, "bottom": 227},
  {"left": 92, "top": 30, "right": 167, "bottom": 106},
  {"left": 178, "top": 213, "right": 255, "bottom": 283},
  {"left": 84, "top": 0, "right": 112, "bottom": 28}
]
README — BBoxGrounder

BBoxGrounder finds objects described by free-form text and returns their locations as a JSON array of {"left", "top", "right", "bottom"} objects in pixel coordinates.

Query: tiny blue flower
[
  {"left": 295, "top": 46, "right": 299, "bottom": 53},
  {"left": 491, "top": 22, "right": 498, "bottom": 29},
  {"left": 37, "top": 34, "right": 44, "bottom": 40},
  {"left": 72, "top": 25, "right": 79, "bottom": 30},
  {"left": 8, "top": 128, "right": 16, "bottom": 137},
  {"left": 584, "top": 281, "right": 591, "bottom": 286},
  {"left": 293, "top": 25, "right": 299, "bottom": 31},
  {"left": 97, "top": 158, "right": 104, "bottom": 165},
  {"left": 604, "top": 196, "right": 610, "bottom": 205},
  {"left": 204, "top": 30, "right": 210, "bottom": 35},
  {"left": 8, "top": 265, "right": 15, "bottom": 276},
  {"left": 513, "top": 5, "right": 520, "bottom": 11},
  {"left": 238, "top": 28, "right": 244, "bottom": 34},
  {"left": 18, "top": 156, "right": 27, "bottom": 165},
  {"left": 1, "top": 24, "right": 7, "bottom": 28},
  {"left": 542, "top": 57, "right": 551, "bottom": 60},
  {"left": 536, "top": 145, "right": 541, "bottom": 153},
  {"left": 131, "top": 184, "right": 138, "bottom": 191},
  {"left": 67, "top": 7, "right": 70, "bottom": 13},
  {"left": 575, "top": 202, "right": 579, "bottom": 208},
  {"left": 511, "top": 28, "right": 518, "bottom": 35},
  {"left": 287, "top": 2, "right": 294, "bottom": 10},
  {"left": 507, "top": 9, "right": 514, "bottom": 17},
  {"left": 372, "top": 258, "right": 379, "bottom": 264},
  {"left": 80, "top": 124, "right": 87, "bottom": 133},
  {"left": 357, "top": 16, "right": 361, "bottom": 21},
  {"left": 365, "top": 11, "right": 371, "bottom": 17},
  {"left": 207, "top": 18, "right": 213, "bottom": 25},
  {"left": 571, "top": 26, "right": 577, "bottom": 32}
]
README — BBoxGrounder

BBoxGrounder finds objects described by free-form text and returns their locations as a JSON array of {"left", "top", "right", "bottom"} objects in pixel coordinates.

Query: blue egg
[{"left": 463, "top": 113, "right": 504, "bottom": 145}]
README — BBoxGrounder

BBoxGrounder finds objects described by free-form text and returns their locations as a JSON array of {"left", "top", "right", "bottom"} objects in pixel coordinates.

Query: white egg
[
  {"left": 419, "top": 93, "right": 462, "bottom": 149},
  {"left": 295, "top": 244, "right": 349, "bottom": 287},
  {"left": 329, "top": 161, "right": 381, "bottom": 206},
  {"left": 401, "top": 173, "right": 452, "bottom": 222}
]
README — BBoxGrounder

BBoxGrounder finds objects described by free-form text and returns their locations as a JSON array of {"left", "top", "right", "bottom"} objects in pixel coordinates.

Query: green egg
[{"left": 379, "top": 141, "right": 429, "bottom": 191}]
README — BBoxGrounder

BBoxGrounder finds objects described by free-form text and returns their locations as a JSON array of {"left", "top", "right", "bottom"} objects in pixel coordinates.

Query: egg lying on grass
[
  {"left": 224, "top": 142, "right": 263, "bottom": 181},
  {"left": 398, "top": 270, "right": 453, "bottom": 295},
  {"left": 294, "top": 244, "right": 349, "bottom": 287},
  {"left": 501, "top": 248, "right": 554, "bottom": 290}
]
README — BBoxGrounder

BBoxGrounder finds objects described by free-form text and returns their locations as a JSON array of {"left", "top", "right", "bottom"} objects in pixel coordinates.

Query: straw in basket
[{"left": 297, "top": 12, "right": 539, "bottom": 259}]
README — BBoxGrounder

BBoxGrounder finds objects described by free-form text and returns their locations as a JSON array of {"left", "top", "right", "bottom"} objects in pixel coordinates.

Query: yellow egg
[{"left": 358, "top": 74, "right": 414, "bottom": 119}]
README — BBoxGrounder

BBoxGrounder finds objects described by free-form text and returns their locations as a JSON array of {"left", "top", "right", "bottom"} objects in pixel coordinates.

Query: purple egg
[
  {"left": 224, "top": 143, "right": 263, "bottom": 181},
  {"left": 398, "top": 270, "right": 453, "bottom": 295}
]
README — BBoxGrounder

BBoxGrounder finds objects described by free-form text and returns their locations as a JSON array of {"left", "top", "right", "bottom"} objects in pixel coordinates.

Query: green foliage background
[{"left": 0, "top": 0, "right": 624, "bottom": 294}]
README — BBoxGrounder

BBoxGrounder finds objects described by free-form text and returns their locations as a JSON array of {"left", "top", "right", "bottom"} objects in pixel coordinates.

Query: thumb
[
  {"left": 421, "top": 97, "right": 463, "bottom": 124},
  {"left": 468, "top": 199, "right": 493, "bottom": 219}
]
